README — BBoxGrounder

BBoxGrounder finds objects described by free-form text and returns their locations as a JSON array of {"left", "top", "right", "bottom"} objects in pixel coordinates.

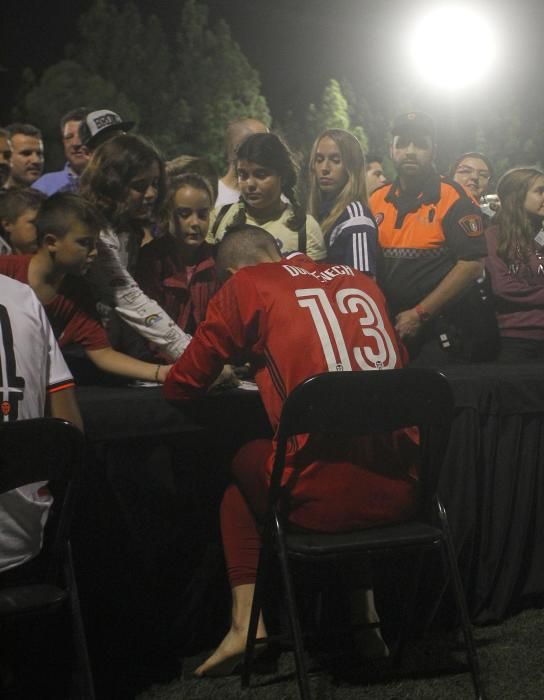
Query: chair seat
[
  {"left": 286, "top": 521, "right": 443, "bottom": 557},
  {"left": 0, "top": 584, "right": 68, "bottom": 616}
]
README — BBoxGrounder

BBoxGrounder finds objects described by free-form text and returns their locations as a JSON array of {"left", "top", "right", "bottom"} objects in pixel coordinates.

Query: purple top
[{"left": 484, "top": 225, "right": 544, "bottom": 340}]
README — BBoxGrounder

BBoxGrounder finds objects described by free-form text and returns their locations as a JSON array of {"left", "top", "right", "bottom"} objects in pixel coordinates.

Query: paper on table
[{"left": 238, "top": 380, "right": 259, "bottom": 391}]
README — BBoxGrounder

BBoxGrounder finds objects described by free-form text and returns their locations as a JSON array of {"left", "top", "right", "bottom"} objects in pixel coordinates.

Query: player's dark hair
[{"left": 216, "top": 224, "right": 281, "bottom": 282}]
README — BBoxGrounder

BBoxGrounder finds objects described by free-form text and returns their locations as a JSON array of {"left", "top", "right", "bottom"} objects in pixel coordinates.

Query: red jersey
[
  {"left": 165, "top": 253, "right": 406, "bottom": 415},
  {"left": 165, "top": 254, "right": 418, "bottom": 531},
  {"left": 0, "top": 255, "right": 109, "bottom": 351}
]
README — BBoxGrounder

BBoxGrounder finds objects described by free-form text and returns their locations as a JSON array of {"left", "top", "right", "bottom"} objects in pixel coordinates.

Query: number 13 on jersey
[{"left": 296, "top": 288, "right": 397, "bottom": 371}]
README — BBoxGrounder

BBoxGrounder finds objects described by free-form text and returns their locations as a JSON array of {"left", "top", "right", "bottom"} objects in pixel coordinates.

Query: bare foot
[
  {"left": 195, "top": 584, "right": 268, "bottom": 676},
  {"left": 194, "top": 628, "right": 246, "bottom": 676},
  {"left": 194, "top": 625, "right": 267, "bottom": 677}
]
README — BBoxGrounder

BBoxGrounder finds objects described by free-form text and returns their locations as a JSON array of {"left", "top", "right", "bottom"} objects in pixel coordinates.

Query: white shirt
[{"left": 0, "top": 275, "right": 74, "bottom": 572}]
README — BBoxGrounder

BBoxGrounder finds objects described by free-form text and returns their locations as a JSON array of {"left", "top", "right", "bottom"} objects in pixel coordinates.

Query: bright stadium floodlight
[{"left": 407, "top": 5, "right": 497, "bottom": 90}]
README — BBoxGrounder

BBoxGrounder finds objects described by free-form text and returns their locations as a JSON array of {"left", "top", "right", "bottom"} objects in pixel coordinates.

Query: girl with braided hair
[
  {"left": 208, "top": 132, "right": 326, "bottom": 260},
  {"left": 484, "top": 167, "right": 544, "bottom": 362},
  {"left": 309, "top": 128, "right": 379, "bottom": 277}
]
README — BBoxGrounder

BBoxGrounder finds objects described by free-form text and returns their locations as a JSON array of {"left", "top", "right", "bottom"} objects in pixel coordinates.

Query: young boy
[
  {"left": 0, "top": 188, "right": 46, "bottom": 255},
  {"left": 0, "top": 192, "right": 171, "bottom": 383}
]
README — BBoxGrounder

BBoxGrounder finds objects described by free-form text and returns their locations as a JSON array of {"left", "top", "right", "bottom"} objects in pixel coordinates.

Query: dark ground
[{"left": 136, "top": 605, "right": 544, "bottom": 700}]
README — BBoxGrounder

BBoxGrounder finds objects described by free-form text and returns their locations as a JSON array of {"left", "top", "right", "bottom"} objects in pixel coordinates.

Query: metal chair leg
[
  {"left": 275, "top": 516, "right": 312, "bottom": 700},
  {"left": 242, "top": 547, "right": 268, "bottom": 688},
  {"left": 437, "top": 500, "right": 486, "bottom": 700},
  {"left": 66, "top": 544, "right": 95, "bottom": 700},
  {"left": 392, "top": 548, "right": 423, "bottom": 667}
]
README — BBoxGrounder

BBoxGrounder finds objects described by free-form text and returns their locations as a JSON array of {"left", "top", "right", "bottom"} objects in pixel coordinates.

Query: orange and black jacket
[{"left": 369, "top": 172, "right": 486, "bottom": 315}]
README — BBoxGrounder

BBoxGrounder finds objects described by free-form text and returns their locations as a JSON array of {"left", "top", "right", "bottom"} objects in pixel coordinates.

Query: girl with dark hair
[
  {"left": 208, "top": 132, "right": 326, "bottom": 261},
  {"left": 135, "top": 172, "right": 219, "bottom": 334},
  {"left": 80, "top": 133, "right": 190, "bottom": 360},
  {"left": 308, "top": 129, "right": 379, "bottom": 276},
  {"left": 484, "top": 167, "right": 544, "bottom": 362}
]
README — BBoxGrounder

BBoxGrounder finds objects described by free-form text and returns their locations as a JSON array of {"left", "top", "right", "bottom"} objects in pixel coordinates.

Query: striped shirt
[{"left": 327, "top": 201, "right": 379, "bottom": 277}]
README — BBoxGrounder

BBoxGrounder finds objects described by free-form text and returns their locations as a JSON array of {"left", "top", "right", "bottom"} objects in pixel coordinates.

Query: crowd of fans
[
  {"left": 1, "top": 104, "right": 544, "bottom": 683},
  {"left": 2, "top": 106, "right": 542, "bottom": 371}
]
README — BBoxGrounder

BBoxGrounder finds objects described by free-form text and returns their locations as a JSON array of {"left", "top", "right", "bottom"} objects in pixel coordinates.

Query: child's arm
[
  {"left": 88, "top": 229, "right": 191, "bottom": 360},
  {"left": 46, "top": 387, "right": 84, "bottom": 432},
  {"left": 85, "top": 346, "right": 172, "bottom": 383}
]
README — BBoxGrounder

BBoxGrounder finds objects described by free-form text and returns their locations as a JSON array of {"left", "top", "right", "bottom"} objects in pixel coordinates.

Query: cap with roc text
[
  {"left": 79, "top": 110, "right": 135, "bottom": 149},
  {"left": 391, "top": 112, "right": 435, "bottom": 140}
]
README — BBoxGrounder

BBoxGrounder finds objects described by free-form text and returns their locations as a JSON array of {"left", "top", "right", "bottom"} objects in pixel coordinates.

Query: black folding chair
[
  {"left": 242, "top": 368, "right": 485, "bottom": 700},
  {"left": 0, "top": 417, "right": 95, "bottom": 700}
]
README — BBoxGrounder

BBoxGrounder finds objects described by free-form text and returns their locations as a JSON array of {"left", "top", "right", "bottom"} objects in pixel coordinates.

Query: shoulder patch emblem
[
  {"left": 375, "top": 212, "right": 384, "bottom": 226},
  {"left": 459, "top": 214, "right": 483, "bottom": 237}
]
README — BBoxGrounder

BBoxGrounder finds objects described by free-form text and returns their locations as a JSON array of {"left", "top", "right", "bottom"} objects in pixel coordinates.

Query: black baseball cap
[
  {"left": 79, "top": 110, "right": 135, "bottom": 149},
  {"left": 391, "top": 112, "right": 435, "bottom": 140}
]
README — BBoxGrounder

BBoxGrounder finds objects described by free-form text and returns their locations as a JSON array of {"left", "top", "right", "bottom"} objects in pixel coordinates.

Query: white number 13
[{"left": 296, "top": 287, "right": 397, "bottom": 371}]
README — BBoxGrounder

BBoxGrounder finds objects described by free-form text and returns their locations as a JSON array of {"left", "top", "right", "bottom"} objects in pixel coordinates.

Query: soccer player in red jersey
[{"left": 164, "top": 225, "right": 419, "bottom": 675}]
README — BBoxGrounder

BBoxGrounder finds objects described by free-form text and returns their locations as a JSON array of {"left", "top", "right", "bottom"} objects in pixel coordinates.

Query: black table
[
  {"left": 73, "top": 383, "right": 272, "bottom": 698},
  {"left": 437, "top": 363, "right": 544, "bottom": 623},
  {"left": 73, "top": 366, "right": 544, "bottom": 695}
]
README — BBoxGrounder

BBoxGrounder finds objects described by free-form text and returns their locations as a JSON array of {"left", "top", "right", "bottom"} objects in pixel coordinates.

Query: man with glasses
[
  {"left": 451, "top": 152, "right": 498, "bottom": 219},
  {"left": 369, "top": 112, "right": 496, "bottom": 364},
  {"left": 34, "top": 108, "right": 91, "bottom": 195}
]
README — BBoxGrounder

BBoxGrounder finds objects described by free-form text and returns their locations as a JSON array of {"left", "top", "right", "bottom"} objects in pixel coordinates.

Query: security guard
[{"left": 370, "top": 112, "right": 497, "bottom": 364}]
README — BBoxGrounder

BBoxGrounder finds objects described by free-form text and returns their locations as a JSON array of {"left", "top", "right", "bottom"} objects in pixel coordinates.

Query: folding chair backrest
[
  {"left": 270, "top": 369, "right": 454, "bottom": 510},
  {"left": 0, "top": 418, "right": 82, "bottom": 492},
  {"left": 0, "top": 418, "right": 85, "bottom": 578},
  {"left": 278, "top": 368, "right": 454, "bottom": 441}
]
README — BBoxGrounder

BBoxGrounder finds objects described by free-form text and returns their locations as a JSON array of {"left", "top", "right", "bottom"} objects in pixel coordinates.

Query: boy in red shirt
[{"left": 0, "top": 192, "right": 170, "bottom": 383}]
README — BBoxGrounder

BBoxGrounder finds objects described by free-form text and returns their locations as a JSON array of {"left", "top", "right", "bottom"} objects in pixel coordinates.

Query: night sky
[{"left": 1, "top": 0, "right": 542, "bottom": 125}]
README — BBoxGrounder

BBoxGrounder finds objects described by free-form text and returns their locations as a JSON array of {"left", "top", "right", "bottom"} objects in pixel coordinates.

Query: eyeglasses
[{"left": 455, "top": 166, "right": 490, "bottom": 181}]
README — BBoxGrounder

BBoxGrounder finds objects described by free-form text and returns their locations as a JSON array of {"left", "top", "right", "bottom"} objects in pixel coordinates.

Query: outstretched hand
[{"left": 209, "top": 364, "right": 241, "bottom": 392}]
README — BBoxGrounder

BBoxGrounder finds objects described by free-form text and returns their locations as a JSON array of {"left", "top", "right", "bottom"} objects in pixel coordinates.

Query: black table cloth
[{"left": 74, "top": 364, "right": 544, "bottom": 630}]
